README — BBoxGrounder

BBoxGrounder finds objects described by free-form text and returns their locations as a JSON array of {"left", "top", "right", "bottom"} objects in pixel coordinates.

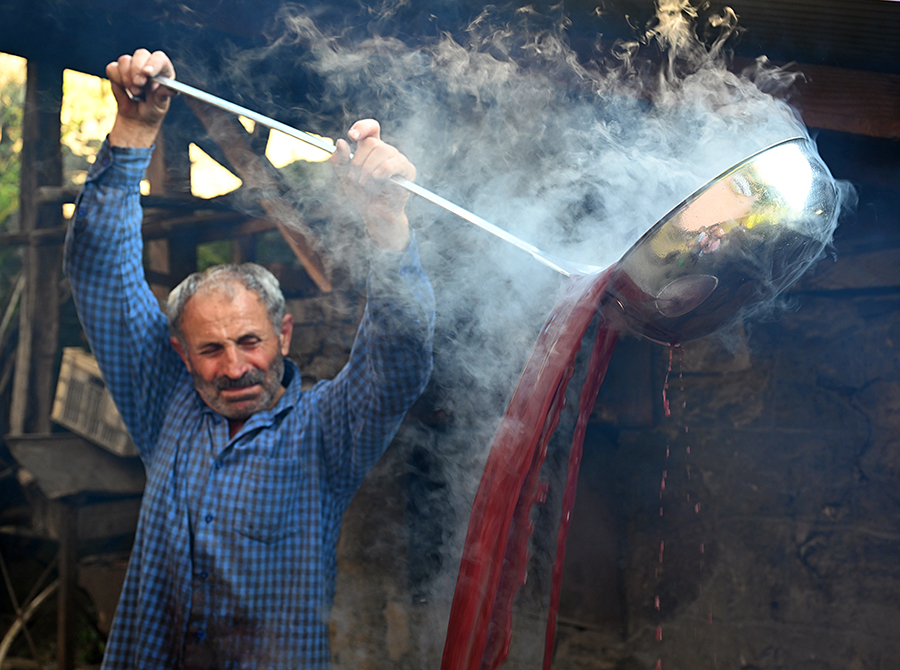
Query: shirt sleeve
[
  {"left": 64, "top": 138, "right": 186, "bottom": 462},
  {"left": 317, "top": 233, "right": 436, "bottom": 499}
]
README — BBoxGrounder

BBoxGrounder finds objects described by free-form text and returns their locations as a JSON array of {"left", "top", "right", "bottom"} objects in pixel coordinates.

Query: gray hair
[{"left": 166, "top": 263, "right": 286, "bottom": 344}]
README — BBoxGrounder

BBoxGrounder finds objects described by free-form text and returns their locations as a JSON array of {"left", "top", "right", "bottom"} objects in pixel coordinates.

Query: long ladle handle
[{"left": 152, "top": 76, "right": 601, "bottom": 277}]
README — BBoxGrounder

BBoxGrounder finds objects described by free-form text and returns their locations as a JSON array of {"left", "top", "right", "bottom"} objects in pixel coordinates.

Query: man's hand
[
  {"left": 107, "top": 49, "right": 177, "bottom": 149},
  {"left": 331, "top": 119, "right": 414, "bottom": 252}
]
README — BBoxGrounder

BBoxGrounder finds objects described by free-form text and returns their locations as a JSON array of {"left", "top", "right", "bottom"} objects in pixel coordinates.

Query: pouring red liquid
[{"left": 440, "top": 268, "right": 619, "bottom": 670}]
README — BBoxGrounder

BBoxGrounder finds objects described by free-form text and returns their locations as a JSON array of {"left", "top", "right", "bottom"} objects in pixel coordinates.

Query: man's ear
[
  {"left": 170, "top": 336, "right": 191, "bottom": 371},
  {"left": 279, "top": 313, "right": 294, "bottom": 357}
]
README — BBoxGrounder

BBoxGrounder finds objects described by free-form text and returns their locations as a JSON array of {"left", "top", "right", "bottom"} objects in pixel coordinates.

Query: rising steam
[{"left": 193, "top": 1, "right": 850, "bottom": 664}]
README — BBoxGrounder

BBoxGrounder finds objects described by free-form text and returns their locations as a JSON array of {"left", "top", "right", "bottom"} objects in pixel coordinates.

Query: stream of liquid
[
  {"left": 440, "top": 273, "right": 718, "bottom": 669},
  {"left": 656, "top": 346, "right": 682, "bottom": 670},
  {"left": 655, "top": 345, "right": 716, "bottom": 670},
  {"left": 440, "top": 269, "right": 619, "bottom": 670}
]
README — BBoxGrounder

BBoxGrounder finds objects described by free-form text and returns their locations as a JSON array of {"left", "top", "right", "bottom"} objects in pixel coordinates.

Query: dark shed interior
[{"left": 0, "top": 1, "right": 898, "bottom": 669}]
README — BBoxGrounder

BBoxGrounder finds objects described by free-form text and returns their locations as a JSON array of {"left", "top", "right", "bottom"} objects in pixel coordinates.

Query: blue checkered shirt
[{"left": 65, "top": 139, "right": 435, "bottom": 670}]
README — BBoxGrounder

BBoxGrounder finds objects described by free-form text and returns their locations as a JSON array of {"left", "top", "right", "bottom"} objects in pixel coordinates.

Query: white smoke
[{"left": 197, "top": 1, "right": 850, "bottom": 664}]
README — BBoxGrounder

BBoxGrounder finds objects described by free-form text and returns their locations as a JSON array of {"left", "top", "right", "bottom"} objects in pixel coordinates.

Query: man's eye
[{"left": 239, "top": 337, "right": 261, "bottom": 348}]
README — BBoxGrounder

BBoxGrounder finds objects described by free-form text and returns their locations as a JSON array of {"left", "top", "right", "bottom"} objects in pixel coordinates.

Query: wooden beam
[
  {"left": 9, "top": 60, "right": 63, "bottom": 435},
  {"left": 145, "top": 112, "right": 200, "bottom": 296},
  {"left": 56, "top": 502, "right": 77, "bottom": 670},
  {"left": 183, "top": 97, "right": 333, "bottom": 293},
  {"left": 735, "top": 58, "right": 900, "bottom": 139},
  {"left": 0, "top": 207, "right": 274, "bottom": 248},
  {"left": 793, "top": 63, "right": 900, "bottom": 139}
]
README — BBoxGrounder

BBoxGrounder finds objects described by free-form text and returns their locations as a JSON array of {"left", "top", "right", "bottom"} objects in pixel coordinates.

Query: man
[{"left": 65, "top": 49, "right": 435, "bottom": 669}]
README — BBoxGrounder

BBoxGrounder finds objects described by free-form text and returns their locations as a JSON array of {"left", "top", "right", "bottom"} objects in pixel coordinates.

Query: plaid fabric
[{"left": 65, "top": 139, "right": 435, "bottom": 670}]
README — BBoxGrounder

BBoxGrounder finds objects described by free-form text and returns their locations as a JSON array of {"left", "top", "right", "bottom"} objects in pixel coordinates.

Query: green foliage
[
  {"left": 0, "top": 76, "right": 22, "bottom": 229},
  {"left": 61, "top": 70, "right": 115, "bottom": 186},
  {"left": 0, "top": 74, "right": 24, "bottom": 310},
  {"left": 197, "top": 240, "right": 233, "bottom": 270}
]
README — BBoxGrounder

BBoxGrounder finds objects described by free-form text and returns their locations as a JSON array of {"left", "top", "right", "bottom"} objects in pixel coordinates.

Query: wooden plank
[
  {"left": 794, "top": 63, "right": 900, "bottom": 139},
  {"left": 0, "top": 274, "right": 25, "bottom": 353},
  {"left": 184, "top": 97, "right": 333, "bottom": 292},
  {"left": 9, "top": 60, "right": 64, "bottom": 435},
  {"left": 56, "top": 503, "right": 77, "bottom": 670},
  {"left": 4, "top": 433, "right": 146, "bottom": 500}
]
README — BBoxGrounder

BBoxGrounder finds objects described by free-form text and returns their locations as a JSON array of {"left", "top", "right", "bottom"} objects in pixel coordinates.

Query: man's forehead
[{"left": 182, "top": 283, "right": 270, "bottom": 330}]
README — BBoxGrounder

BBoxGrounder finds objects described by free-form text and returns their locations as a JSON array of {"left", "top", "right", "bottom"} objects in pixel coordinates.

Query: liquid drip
[
  {"left": 656, "top": 345, "right": 685, "bottom": 670},
  {"left": 440, "top": 269, "right": 618, "bottom": 670},
  {"left": 658, "top": 346, "right": 716, "bottom": 668},
  {"left": 662, "top": 345, "right": 675, "bottom": 417}
]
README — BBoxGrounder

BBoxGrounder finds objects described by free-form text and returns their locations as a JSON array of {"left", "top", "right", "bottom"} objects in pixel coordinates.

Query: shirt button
[
  {"left": 196, "top": 629, "right": 206, "bottom": 641},
  {"left": 204, "top": 514, "right": 214, "bottom": 524},
  {"left": 213, "top": 462, "right": 220, "bottom": 471},
  {"left": 77, "top": 208, "right": 87, "bottom": 218},
  {"left": 199, "top": 571, "right": 209, "bottom": 580},
  {"left": 101, "top": 157, "right": 110, "bottom": 166}
]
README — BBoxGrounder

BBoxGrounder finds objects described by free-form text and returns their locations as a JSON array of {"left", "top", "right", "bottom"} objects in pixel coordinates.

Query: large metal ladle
[
  {"left": 153, "top": 77, "right": 840, "bottom": 345},
  {"left": 602, "top": 137, "right": 840, "bottom": 343},
  {"left": 152, "top": 76, "right": 602, "bottom": 277}
]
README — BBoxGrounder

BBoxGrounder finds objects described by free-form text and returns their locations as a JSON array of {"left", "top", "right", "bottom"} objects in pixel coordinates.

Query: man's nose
[{"left": 221, "top": 344, "right": 250, "bottom": 378}]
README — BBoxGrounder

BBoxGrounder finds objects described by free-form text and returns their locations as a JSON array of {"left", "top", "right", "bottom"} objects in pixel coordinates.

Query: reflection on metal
[
  {"left": 655, "top": 274, "right": 719, "bottom": 318},
  {"left": 605, "top": 138, "right": 840, "bottom": 344}
]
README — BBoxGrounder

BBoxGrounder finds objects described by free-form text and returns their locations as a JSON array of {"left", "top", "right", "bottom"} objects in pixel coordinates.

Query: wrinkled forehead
[{"left": 182, "top": 282, "right": 270, "bottom": 332}]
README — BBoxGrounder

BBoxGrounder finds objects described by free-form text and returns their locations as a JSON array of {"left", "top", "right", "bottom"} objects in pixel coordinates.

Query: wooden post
[
  {"left": 184, "top": 97, "right": 333, "bottom": 292},
  {"left": 9, "top": 59, "right": 63, "bottom": 435},
  {"left": 56, "top": 501, "right": 78, "bottom": 670},
  {"left": 145, "top": 101, "right": 199, "bottom": 300}
]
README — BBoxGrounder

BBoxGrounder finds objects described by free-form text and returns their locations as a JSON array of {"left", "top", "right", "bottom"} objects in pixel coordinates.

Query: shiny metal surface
[{"left": 604, "top": 138, "right": 840, "bottom": 344}]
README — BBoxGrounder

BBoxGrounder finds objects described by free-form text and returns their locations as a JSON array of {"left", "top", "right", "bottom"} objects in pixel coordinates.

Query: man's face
[{"left": 170, "top": 283, "right": 293, "bottom": 422}]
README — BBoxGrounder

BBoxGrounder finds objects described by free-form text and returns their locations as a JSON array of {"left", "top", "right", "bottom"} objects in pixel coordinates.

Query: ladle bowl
[{"left": 602, "top": 137, "right": 840, "bottom": 344}]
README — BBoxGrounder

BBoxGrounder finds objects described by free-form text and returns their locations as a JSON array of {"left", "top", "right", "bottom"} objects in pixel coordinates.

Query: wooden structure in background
[
  {"left": 9, "top": 61, "right": 64, "bottom": 437},
  {"left": 0, "top": 0, "right": 898, "bottom": 668},
  {"left": 1, "top": 46, "right": 336, "bottom": 670}
]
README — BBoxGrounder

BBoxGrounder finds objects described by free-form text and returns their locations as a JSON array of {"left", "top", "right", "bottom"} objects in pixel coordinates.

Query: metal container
[{"left": 603, "top": 137, "right": 840, "bottom": 344}]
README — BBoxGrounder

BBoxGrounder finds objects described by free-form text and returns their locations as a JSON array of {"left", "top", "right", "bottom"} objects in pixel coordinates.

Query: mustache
[{"left": 214, "top": 369, "right": 266, "bottom": 391}]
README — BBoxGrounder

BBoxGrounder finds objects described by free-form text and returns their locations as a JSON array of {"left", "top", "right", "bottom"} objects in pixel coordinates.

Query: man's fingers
[
  {"left": 141, "top": 51, "right": 177, "bottom": 97},
  {"left": 123, "top": 50, "right": 150, "bottom": 95},
  {"left": 354, "top": 144, "right": 415, "bottom": 186},
  {"left": 107, "top": 50, "right": 175, "bottom": 100},
  {"left": 330, "top": 138, "right": 353, "bottom": 176},
  {"left": 347, "top": 119, "right": 381, "bottom": 144}
]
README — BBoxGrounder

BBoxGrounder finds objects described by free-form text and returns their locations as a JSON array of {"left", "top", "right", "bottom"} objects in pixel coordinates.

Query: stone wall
[
  {"left": 601, "top": 243, "right": 900, "bottom": 670},
  {"left": 319, "top": 128, "right": 900, "bottom": 669},
  {"left": 329, "top": 222, "right": 900, "bottom": 669},
  {"left": 285, "top": 289, "right": 364, "bottom": 387}
]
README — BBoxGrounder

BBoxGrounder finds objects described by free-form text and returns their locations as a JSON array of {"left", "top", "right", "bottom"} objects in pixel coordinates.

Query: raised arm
[
  {"left": 319, "top": 120, "right": 435, "bottom": 497},
  {"left": 64, "top": 50, "right": 184, "bottom": 461}
]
